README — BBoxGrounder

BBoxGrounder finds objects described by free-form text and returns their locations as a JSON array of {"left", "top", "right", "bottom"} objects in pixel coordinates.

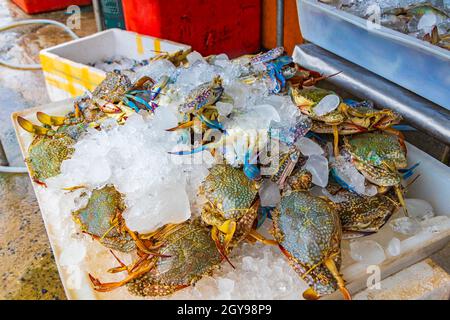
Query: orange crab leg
[
  {"left": 247, "top": 230, "right": 278, "bottom": 246},
  {"left": 302, "top": 71, "right": 342, "bottom": 87},
  {"left": 332, "top": 124, "right": 340, "bottom": 157},
  {"left": 89, "top": 259, "right": 156, "bottom": 292},
  {"left": 74, "top": 101, "right": 83, "bottom": 119},
  {"left": 107, "top": 250, "right": 128, "bottom": 274},
  {"left": 166, "top": 120, "right": 195, "bottom": 131},
  {"left": 33, "top": 178, "right": 47, "bottom": 187},
  {"left": 324, "top": 257, "right": 352, "bottom": 300},
  {"left": 124, "top": 226, "right": 167, "bottom": 257}
]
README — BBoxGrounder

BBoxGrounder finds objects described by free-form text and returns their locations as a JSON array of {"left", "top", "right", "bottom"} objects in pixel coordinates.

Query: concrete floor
[{"left": 0, "top": 0, "right": 448, "bottom": 300}]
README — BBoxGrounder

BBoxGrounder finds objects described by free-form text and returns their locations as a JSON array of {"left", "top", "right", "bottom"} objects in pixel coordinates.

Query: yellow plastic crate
[{"left": 40, "top": 28, "right": 191, "bottom": 101}]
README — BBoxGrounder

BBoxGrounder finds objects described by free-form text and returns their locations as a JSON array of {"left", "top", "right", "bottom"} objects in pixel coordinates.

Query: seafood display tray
[
  {"left": 12, "top": 100, "right": 450, "bottom": 300},
  {"left": 297, "top": 0, "right": 450, "bottom": 109}
]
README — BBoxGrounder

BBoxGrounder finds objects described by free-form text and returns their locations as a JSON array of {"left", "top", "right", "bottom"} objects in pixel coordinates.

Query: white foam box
[
  {"left": 11, "top": 100, "right": 450, "bottom": 299},
  {"left": 40, "top": 29, "right": 191, "bottom": 102}
]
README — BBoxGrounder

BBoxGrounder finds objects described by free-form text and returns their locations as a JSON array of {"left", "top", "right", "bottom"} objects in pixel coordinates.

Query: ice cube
[
  {"left": 313, "top": 94, "right": 340, "bottom": 116},
  {"left": 59, "top": 242, "right": 86, "bottom": 266},
  {"left": 405, "top": 198, "right": 434, "bottom": 221},
  {"left": 420, "top": 216, "right": 450, "bottom": 233},
  {"left": 216, "top": 278, "right": 234, "bottom": 299},
  {"left": 124, "top": 185, "right": 191, "bottom": 234},
  {"left": 259, "top": 179, "right": 281, "bottom": 207},
  {"left": 350, "top": 240, "right": 386, "bottom": 265},
  {"left": 152, "top": 105, "right": 179, "bottom": 130},
  {"left": 295, "top": 136, "right": 323, "bottom": 156},
  {"left": 331, "top": 156, "right": 372, "bottom": 195},
  {"left": 417, "top": 13, "right": 438, "bottom": 33},
  {"left": 386, "top": 237, "right": 401, "bottom": 257},
  {"left": 216, "top": 101, "right": 234, "bottom": 117},
  {"left": 214, "top": 53, "right": 229, "bottom": 61},
  {"left": 217, "top": 278, "right": 235, "bottom": 293},
  {"left": 135, "top": 59, "right": 176, "bottom": 81},
  {"left": 390, "top": 217, "right": 422, "bottom": 236},
  {"left": 305, "top": 154, "right": 329, "bottom": 187},
  {"left": 187, "top": 51, "right": 206, "bottom": 65}
]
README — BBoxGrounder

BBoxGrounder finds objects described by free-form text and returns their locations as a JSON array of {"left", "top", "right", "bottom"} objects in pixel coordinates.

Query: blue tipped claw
[{"left": 399, "top": 162, "right": 420, "bottom": 180}]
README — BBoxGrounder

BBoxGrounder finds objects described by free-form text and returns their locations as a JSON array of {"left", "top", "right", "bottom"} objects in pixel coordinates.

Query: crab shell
[
  {"left": 201, "top": 164, "right": 259, "bottom": 221},
  {"left": 200, "top": 164, "right": 259, "bottom": 247},
  {"left": 272, "top": 191, "right": 342, "bottom": 297},
  {"left": 91, "top": 71, "right": 133, "bottom": 104},
  {"left": 26, "top": 133, "right": 75, "bottom": 182},
  {"left": 311, "top": 121, "right": 365, "bottom": 135},
  {"left": 333, "top": 189, "right": 399, "bottom": 238},
  {"left": 291, "top": 87, "right": 345, "bottom": 124},
  {"left": 344, "top": 106, "right": 401, "bottom": 130},
  {"left": 73, "top": 185, "right": 135, "bottom": 252},
  {"left": 344, "top": 132, "right": 407, "bottom": 170},
  {"left": 286, "top": 168, "right": 313, "bottom": 191},
  {"left": 127, "top": 220, "right": 222, "bottom": 296},
  {"left": 179, "top": 76, "right": 224, "bottom": 113}
]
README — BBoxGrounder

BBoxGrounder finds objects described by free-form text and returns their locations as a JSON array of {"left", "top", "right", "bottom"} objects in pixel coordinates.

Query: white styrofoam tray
[{"left": 12, "top": 100, "right": 450, "bottom": 299}]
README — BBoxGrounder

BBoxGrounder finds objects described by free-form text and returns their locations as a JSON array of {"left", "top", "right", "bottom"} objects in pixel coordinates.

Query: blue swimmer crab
[
  {"left": 17, "top": 73, "right": 166, "bottom": 185},
  {"left": 325, "top": 184, "right": 399, "bottom": 238},
  {"left": 89, "top": 219, "right": 223, "bottom": 296},
  {"left": 73, "top": 185, "right": 135, "bottom": 252},
  {"left": 272, "top": 191, "right": 351, "bottom": 300},
  {"left": 343, "top": 132, "right": 408, "bottom": 208},
  {"left": 291, "top": 87, "right": 402, "bottom": 156},
  {"left": 199, "top": 164, "right": 264, "bottom": 261}
]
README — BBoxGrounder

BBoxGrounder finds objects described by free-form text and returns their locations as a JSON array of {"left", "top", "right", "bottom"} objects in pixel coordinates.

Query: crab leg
[
  {"left": 17, "top": 116, "right": 54, "bottom": 135},
  {"left": 124, "top": 226, "right": 166, "bottom": 256},
  {"left": 36, "top": 112, "right": 66, "bottom": 126},
  {"left": 332, "top": 124, "right": 340, "bottom": 157},
  {"left": 324, "top": 258, "right": 352, "bottom": 300},
  {"left": 107, "top": 250, "right": 128, "bottom": 273},
  {"left": 247, "top": 230, "right": 278, "bottom": 245},
  {"left": 211, "top": 225, "right": 235, "bottom": 269},
  {"left": 89, "top": 258, "right": 156, "bottom": 292},
  {"left": 395, "top": 185, "right": 408, "bottom": 215}
]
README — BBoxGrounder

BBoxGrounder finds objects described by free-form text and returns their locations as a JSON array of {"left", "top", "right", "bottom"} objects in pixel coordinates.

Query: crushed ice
[{"left": 33, "top": 49, "right": 450, "bottom": 299}]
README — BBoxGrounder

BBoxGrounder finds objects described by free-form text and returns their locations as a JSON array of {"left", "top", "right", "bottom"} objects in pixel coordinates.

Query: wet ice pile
[
  {"left": 34, "top": 49, "right": 450, "bottom": 299},
  {"left": 47, "top": 108, "right": 195, "bottom": 234}
]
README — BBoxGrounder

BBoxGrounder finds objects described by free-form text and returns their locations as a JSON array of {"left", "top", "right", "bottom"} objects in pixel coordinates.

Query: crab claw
[
  {"left": 166, "top": 120, "right": 195, "bottom": 132},
  {"left": 324, "top": 258, "right": 352, "bottom": 300},
  {"left": 303, "top": 287, "right": 321, "bottom": 300},
  {"left": 211, "top": 222, "right": 236, "bottom": 269},
  {"left": 36, "top": 112, "right": 65, "bottom": 126},
  {"left": 17, "top": 116, "right": 54, "bottom": 136}
]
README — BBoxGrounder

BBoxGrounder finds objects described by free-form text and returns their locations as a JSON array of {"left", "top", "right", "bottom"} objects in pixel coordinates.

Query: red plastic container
[
  {"left": 12, "top": 0, "right": 92, "bottom": 15},
  {"left": 122, "top": 0, "right": 261, "bottom": 58}
]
